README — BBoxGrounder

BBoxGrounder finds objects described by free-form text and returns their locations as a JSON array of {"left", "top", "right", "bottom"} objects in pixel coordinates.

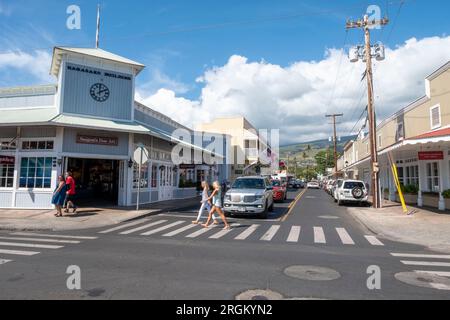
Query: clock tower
[{"left": 50, "top": 47, "right": 145, "bottom": 122}]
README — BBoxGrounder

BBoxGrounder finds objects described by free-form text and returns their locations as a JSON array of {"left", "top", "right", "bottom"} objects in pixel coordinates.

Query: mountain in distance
[{"left": 279, "top": 135, "right": 357, "bottom": 161}]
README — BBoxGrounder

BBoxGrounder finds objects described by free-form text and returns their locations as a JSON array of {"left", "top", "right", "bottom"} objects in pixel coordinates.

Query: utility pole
[
  {"left": 325, "top": 113, "right": 343, "bottom": 178},
  {"left": 346, "top": 14, "right": 389, "bottom": 209}
]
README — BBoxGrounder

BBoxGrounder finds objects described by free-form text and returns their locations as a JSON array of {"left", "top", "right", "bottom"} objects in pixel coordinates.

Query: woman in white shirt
[{"left": 192, "top": 181, "right": 218, "bottom": 224}]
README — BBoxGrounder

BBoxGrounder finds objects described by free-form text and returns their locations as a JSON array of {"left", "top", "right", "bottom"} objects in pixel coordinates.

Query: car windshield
[
  {"left": 343, "top": 182, "right": 365, "bottom": 189},
  {"left": 271, "top": 180, "right": 281, "bottom": 187},
  {"left": 232, "top": 179, "right": 266, "bottom": 189}
]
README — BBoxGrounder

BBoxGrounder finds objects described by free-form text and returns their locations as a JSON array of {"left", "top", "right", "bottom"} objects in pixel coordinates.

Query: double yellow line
[{"left": 280, "top": 188, "right": 308, "bottom": 222}]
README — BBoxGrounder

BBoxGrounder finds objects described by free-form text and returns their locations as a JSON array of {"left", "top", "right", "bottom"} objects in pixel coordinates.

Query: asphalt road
[{"left": 0, "top": 188, "right": 449, "bottom": 300}]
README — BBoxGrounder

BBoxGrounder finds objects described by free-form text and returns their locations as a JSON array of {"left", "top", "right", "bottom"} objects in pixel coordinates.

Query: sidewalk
[
  {"left": 347, "top": 200, "right": 450, "bottom": 253},
  {"left": 0, "top": 196, "right": 200, "bottom": 232}
]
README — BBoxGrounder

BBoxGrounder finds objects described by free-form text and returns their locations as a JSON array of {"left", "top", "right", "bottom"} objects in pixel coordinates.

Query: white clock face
[{"left": 90, "top": 83, "right": 110, "bottom": 102}]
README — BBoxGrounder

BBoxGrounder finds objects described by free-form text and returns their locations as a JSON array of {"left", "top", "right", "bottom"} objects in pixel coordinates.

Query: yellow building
[
  {"left": 196, "top": 117, "right": 272, "bottom": 182},
  {"left": 339, "top": 61, "right": 450, "bottom": 210}
]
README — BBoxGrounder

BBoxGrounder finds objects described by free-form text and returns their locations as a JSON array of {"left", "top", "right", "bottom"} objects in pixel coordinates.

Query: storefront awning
[
  {"left": 0, "top": 108, "right": 57, "bottom": 125},
  {"left": 50, "top": 114, "right": 151, "bottom": 134}
]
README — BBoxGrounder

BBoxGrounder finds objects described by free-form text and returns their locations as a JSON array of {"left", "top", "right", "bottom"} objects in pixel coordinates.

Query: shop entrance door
[
  {"left": 158, "top": 164, "right": 174, "bottom": 201},
  {"left": 67, "top": 158, "right": 120, "bottom": 206}
]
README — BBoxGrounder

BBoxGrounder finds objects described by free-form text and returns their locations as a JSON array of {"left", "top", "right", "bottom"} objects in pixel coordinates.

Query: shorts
[{"left": 65, "top": 194, "right": 76, "bottom": 202}]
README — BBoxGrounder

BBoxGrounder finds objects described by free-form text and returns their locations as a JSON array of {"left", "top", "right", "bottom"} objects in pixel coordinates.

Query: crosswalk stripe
[
  {"left": 209, "top": 224, "right": 240, "bottom": 239},
  {"left": 141, "top": 221, "right": 185, "bottom": 236},
  {"left": 99, "top": 219, "right": 151, "bottom": 234},
  {"left": 235, "top": 224, "right": 260, "bottom": 240},
  {"left": 364, "top": 235, "right": 384, "bottom": 246},
  {"left": 163, "top": 224, "right": 198, "bottom": 237},
  {"left": 0, "top": 236, "right": 80, "bottom": 244},
  {"left": 119, "top": 220, "right": 167, "bottom": 235},
  {"left": 260, "top": 225, "right": 280, "bottom": 241},
  {"left": 286, "top": 226, "right": 301, "bottom": 243},
  {"left": 0, "top": 249, "right": 40, "bottom": 256},
  {"left": 185, "top": 224, "right": 220, "bottom": 238},
  {"left": 12, "top": 232, "right": 97, "bottom": 240},
  {"left": 0, "top": 259, "right": 12, "bottom": 265},
  {"left": 313, "top": 227, "right": 326, "bottom": 244},
  {"left": 414, "top": 271, "right": 450, "bottom": 277},
  {"left": 336, "top": 228, "right": 355, "bottom": 245},
  {"left": 391, "top": 253, "right": 450, "bottom": 259},
  {"left": 0, "top": 241, "right": 63, "bottom": 249},
  {"left": 401, "top": 261, "right": 450, "bottom": 267}
]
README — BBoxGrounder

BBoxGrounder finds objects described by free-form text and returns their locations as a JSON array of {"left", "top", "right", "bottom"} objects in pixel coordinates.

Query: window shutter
[{"left": 431, "top": 107, "right": 441, "bottom": 128}]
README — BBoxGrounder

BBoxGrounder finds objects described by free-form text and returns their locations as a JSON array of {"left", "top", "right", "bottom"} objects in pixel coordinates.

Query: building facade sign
[
  {"left": 0, "top": 156, "right": 14, "bottom": 165},
  {"left": 418, "top": 151, "right": 444, "bottom": 161},
  {"left": 76, "top": 134, "right": 118, "bottom": 146}
]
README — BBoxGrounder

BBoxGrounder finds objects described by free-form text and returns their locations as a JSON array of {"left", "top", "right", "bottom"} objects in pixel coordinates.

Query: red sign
[
  {"left": 418, "top": 151, "right": 444, "bottom": 161},
  {"left": 0, "top": 156, "right": 14, "bottom": 165},
  {"left": 76, "top": 135, "right": 118, "bottom": 146}
]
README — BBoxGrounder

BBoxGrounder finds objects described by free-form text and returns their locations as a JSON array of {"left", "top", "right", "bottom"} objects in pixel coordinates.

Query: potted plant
[
  {"left": 422, "top": 191, "right": 440, "bottom": 208},
  {"left": 401, "top": 185, "right": 419, "bottom": 205}
]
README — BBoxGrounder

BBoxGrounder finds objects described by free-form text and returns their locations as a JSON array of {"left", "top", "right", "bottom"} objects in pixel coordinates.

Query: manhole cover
[
  {"left": 318, "top": 215, "right": 340, "bottom": 219},
  {"left": 284, "top": 265, "right": 341, "bottom": 281},
  {"left": 395, "top": 272, "right": 450, "bottom": 291},
  {"left": 235, "top": 289, "right": 283, "bottom": 300}
]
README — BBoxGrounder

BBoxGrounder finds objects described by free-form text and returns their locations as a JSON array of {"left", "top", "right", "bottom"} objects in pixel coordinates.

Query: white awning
[
  {"left": 50, "top": 114, "right": 151, "bottom": 134},
  {"left": 0, "top": 108, "right": 57, "bottom": 125}
]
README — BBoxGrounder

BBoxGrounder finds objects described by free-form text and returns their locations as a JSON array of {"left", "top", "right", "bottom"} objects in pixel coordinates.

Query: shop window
[
  {"left": 397, "top": 167, "right": 404, "bottom": 185},
  {"left": 19, "top": 157, "right": 53, "bottom": 189},
  {"left": 404, "top": 165, "right": 419, "bottom": 186},
  {"left": 426, "top": 162, "right": 440, "bottom": 192},
  {"left": 133, "top": 163, "right": 148, "bottom": 189},
  {"left": 0, "top": 140, "right": 16, "bottom": 151},
  {"left": 0, "top": 162, "right": 14, "bottom": 188},
  {"left": 21, "top": 140, "right": 54, "bottom": 151}
]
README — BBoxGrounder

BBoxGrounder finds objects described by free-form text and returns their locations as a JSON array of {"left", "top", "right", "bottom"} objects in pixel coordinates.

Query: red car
[{"left": 271, "top": 180, "right": 287, "bottom": 202}]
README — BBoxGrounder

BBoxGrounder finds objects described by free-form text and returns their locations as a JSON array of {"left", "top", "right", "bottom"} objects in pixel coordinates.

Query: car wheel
[
  {"left": 268, "top": 200, "right": 274, "bottom": 212},
  {"left": 258, "top": 201, "right": 269, "bottom": 219},
  {"left": 337, "top": 199, "right": 342, "bottom": 206}
]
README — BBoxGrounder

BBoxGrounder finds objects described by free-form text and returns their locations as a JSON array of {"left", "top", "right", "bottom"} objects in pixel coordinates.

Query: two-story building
[
  {"left": 0, "top": 46, "right": 228, "bottom": 209},
  {"left": 338, "top": 61, "right": 450, "bottom": 211},
  {"left": 196, "top": 117, "right": 273, "bottom": 182}
]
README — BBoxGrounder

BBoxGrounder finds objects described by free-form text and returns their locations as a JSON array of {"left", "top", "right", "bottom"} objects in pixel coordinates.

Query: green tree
[{"left": 315, "top": 148, "right": 335, "bottom": 175}]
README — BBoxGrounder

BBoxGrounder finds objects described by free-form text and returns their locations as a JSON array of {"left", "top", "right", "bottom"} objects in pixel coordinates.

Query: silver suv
[{"left": 223, "top": 176, "right": 274, "bottom": 219}]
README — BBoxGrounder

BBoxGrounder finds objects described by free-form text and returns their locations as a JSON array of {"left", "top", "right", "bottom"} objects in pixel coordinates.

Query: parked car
[
  {"left": 333, "top": 179, "right": 344, "bottom": 200},
  {"left": 307, "top": 180, "right": 320, "bottom": 189},
  {"left": 296, "top": 179, "right": 305, "bottom": 189},
  {"left": 271, "top": 179, "right": 287, "bottom": 202},
  {"left": 223, "top": 176, "right": 274, "bottom": 219},
  {"left": 326, "top": 180, "right": 335, "bottom": 194},
  {"left": 334, "top": 180, "right": 369, "bottom": 206}
]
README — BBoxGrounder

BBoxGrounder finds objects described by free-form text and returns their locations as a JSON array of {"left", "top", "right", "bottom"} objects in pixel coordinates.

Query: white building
[{"left": 0, "top": 47, "right": 228, "bottom": 209}]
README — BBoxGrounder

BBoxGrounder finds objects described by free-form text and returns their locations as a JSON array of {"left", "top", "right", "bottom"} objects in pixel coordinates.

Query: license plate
[{"left": 238, "top": 207, "right": 246, "bottom": 212}]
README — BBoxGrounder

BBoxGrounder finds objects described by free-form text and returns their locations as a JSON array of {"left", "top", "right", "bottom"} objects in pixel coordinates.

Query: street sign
[{"left": 134, "top": 145, "right": 149, "bottom": 165}]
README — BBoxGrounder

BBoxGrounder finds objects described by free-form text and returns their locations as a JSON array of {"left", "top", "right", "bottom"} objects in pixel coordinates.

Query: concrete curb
[{"left": 0, "top": 197, "right": 201, "bottom": 232}]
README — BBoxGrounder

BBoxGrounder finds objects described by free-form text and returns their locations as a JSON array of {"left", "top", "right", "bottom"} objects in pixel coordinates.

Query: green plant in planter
[
  {"left": 400, "top": 184, "right": 419, "bottom": 195},
  {"left": 442, "top": 189, "right": 450, "bottom": 199}
]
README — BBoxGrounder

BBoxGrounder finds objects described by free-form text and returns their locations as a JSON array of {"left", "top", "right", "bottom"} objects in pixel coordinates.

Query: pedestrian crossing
[
  {"left": 97, "top": 218, "right": 385, "bottom": 247},
  {"left": 0, "top": 232, "right": 98, "bottom": 267},
  {"left": 391, "top": 252, "right": 450, "bottom": 289}
]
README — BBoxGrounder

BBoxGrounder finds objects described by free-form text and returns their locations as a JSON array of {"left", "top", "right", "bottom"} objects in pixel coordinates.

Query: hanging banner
[{"left": 418, "top": 151, "right": 444, "bottom": 161}]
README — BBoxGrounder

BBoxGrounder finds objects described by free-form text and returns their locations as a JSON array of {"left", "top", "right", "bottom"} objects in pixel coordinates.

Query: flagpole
[{"left": 95, "top": 4, "right": 100, "bottom": 48}]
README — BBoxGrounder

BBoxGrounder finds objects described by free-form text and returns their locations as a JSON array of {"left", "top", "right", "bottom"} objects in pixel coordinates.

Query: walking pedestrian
[
  {"left": 52, "top": 175, "right": 67, "bottom": 217},
  {"left": 202, "top": 181, "right": 230, "bottom": 230},
  {"left": 64, "top": 171, "right": 77, "bottom": 213},
  {"left": 192, "top": 181, "right": 219, "bottom": 225}
]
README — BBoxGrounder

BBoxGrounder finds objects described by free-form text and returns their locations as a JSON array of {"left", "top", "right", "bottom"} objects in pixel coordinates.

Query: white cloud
[
  {"left": 0, "top": 50, "right": 53, "bottom": 83},
  {"left": 137, "top": 35, "right": 450, "bottom": 145}
]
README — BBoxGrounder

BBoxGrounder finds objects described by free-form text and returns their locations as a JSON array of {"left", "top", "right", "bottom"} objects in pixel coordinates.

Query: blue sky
[{"left": 1, "top": 0, "right": 449, "bottom": 144}]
